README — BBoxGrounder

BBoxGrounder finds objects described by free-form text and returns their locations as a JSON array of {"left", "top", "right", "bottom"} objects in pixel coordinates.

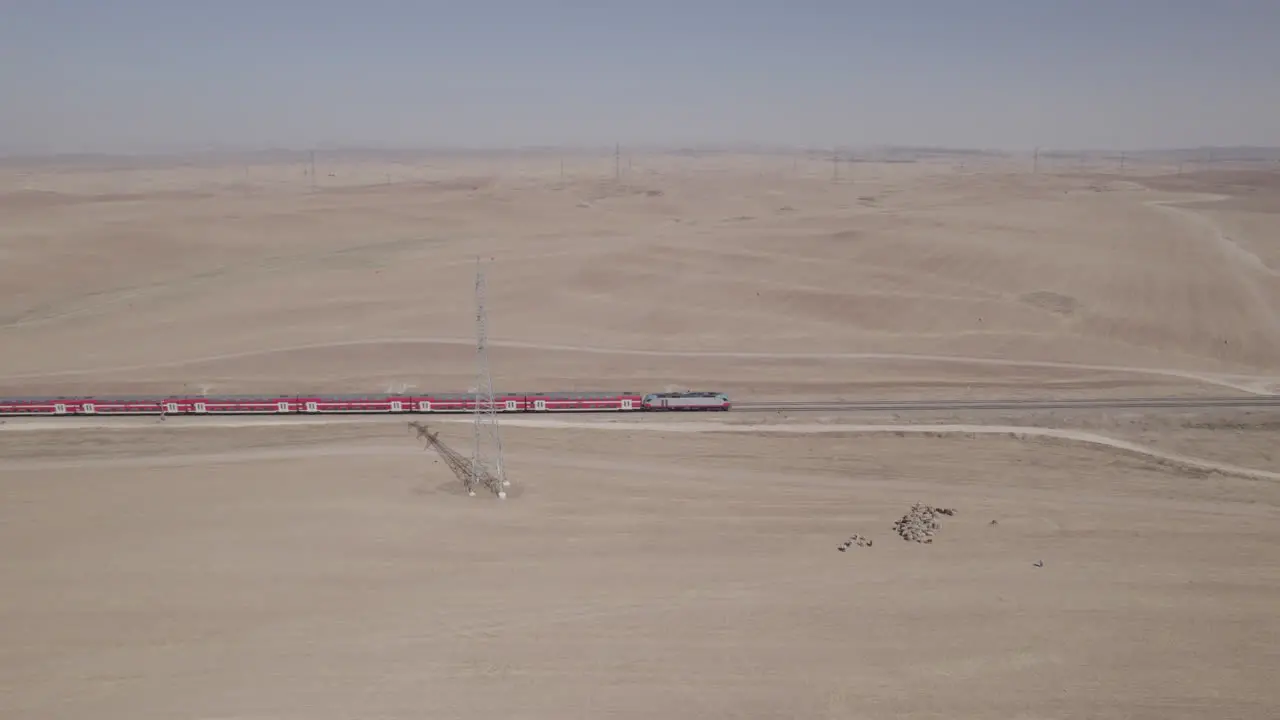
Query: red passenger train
[{"left": 0, "top": 390, "right": 731, "bottom": 417}]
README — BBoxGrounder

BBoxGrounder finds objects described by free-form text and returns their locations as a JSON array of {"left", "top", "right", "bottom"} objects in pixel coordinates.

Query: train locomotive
[{"left": 0, "top": 390, "right": 731, "bottom": 417}]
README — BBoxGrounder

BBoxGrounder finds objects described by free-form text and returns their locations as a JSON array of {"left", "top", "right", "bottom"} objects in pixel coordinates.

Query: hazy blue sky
[{"left": 3, "top": 1, "right": 1279, "bottom": 154}]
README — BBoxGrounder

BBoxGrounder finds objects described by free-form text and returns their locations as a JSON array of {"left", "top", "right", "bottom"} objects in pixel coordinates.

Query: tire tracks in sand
[
  {"left": 3, "top": 415, "right": 1277, "bottom": 482},
  {"left": 1143, "top": 193, "right": 1280, "bottom": 342},
  {"left": 1145, "top": 193, "right": 1278, "bottom": 278}
]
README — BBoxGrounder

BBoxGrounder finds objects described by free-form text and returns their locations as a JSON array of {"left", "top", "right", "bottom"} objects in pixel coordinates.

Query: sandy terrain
[
  {"left": 2, "top": 420, "right": 1278, "bottom": 718},
  {"left": 2, "top": 154, "right": 1278, "bottom": 397},
  {"left": 2, "top": 153, "right": 1280, "bottom": 717}
]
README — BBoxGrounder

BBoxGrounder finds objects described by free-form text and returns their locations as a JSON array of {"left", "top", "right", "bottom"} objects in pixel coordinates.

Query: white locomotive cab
[{"left": 643, "top": 391, "right": 729, "bottom": 410}]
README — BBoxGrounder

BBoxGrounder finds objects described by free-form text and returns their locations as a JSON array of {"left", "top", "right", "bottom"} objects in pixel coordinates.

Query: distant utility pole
[
  {"left": 309, "top": 150, "right": 317, "bottom": 190},
  {"left": 614, "top": 143, "right": 620, "bottom": 181},
  {"left": 832, "top": 147, "right": 839, "bottom": 182},
  {"left": 1032, "top": 147, "right": 1040, "bottom": 174},
  {"left": 1118, "top": 152, "right": 1126, "bottom": 174}
]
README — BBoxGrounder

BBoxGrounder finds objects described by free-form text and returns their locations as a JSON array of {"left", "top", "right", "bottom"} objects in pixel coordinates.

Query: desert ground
[{"left": 2, "top": 151, "right": 1279, "bottom": 718}]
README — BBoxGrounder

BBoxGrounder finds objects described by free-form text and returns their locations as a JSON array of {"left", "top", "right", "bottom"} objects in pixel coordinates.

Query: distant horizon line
[{"left": 4, "top": 142, "right": 1280, "bottom": 163}]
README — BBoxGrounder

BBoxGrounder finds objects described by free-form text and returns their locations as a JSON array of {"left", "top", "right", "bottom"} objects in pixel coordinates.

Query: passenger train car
[{"left": 0, "top": 390, "right": 731, "bottom": 417}]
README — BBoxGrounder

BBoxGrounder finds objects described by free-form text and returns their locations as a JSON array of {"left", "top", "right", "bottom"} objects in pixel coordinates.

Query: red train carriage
[
  {"left": 182, "top": 395, "right": 298, "bottom": 414},
  {"left": 520, "top": 391, "right": 643, "bottom": 412},
  {"left": 0, "top": 396, "right": 71, "bottom": 415},
  {"left": 3, "top": 397, "right": 61, "bottom": 415},
  {"left": 162, "top": 396, "right": 209, "bottom": 414},
  {"left": 301, "top": 394, "right": 400, "bottom": 413},
  {"left": 404, "top": 392, "right": 642, "bottom": 412},
  {"left": 0, "top": 396, "right": 167, "bottom": 416},
  {"left": 82, "top": 396, "right": 166, "bottom": 415},
  {"left": 0, "top": 390, "right": 715, "bottom": 416},
  {"left": 413, "top": 393, "right": 481, "bottom": 413}
]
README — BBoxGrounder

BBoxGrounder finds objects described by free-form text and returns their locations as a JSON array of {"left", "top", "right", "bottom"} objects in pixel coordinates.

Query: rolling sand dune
[
  {"left": 2, "top": 153, "right": 1280, "bottom": 718},
  {"left": 3, "top": 156, "right": 1280, "bottom": 395}
]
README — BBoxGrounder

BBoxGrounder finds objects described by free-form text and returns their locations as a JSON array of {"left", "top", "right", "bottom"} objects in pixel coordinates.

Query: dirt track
[{"left": 6, "top": 414, "right": 1279, "bottom": 481}]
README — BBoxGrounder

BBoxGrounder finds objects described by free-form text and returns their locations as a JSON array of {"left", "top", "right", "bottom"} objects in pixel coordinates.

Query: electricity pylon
[
  {"left": 470, "top": 257, "right": 508, "bottom": 498},
  {"left": 408, "top": 421, "right": 502, "bottom": 495}
]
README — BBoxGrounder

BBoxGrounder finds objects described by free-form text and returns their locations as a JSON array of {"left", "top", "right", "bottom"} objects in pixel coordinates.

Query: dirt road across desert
[
  {"left": 5, "top": 411, "right": 1280, "bottom": 481},
  {"left": 2, "top": 156, "right": 1278, "bottom": 718}
]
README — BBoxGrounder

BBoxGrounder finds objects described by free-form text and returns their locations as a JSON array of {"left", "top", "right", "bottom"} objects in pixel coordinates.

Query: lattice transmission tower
[{"left": 470, "top": 257, "right": 509, "bottom": 498}]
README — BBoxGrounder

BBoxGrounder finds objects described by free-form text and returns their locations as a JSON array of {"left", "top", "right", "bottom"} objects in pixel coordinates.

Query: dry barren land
[
  {"left": 2, "top": 153, "right": 1280, "bottom": 718},
  {"left": 3, "top": 420, "right": 1280, "bottom": 719},
  {"left": 2, "top": 155, "right": 1279, "bottom": 397}
]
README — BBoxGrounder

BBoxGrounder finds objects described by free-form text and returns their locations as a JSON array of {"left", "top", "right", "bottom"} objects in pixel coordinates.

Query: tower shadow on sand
[{"left": 408, "top": 421, "right": 514, "bottom": 498}]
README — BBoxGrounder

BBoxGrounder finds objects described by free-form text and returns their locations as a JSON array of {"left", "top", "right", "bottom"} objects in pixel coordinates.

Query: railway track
[
  {"left": 2, "top": 395, "right": 1278, "bottom": 420},
  {"left": 733, "top": 396, "right": 1280, "bottom": 413}
]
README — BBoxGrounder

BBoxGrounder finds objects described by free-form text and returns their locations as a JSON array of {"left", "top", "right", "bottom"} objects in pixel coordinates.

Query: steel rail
[{"left": 732, "top": 396, "right": 1280, "bottom": 413}]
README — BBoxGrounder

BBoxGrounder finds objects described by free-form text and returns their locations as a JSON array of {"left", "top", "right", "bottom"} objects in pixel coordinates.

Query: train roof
[
  {"left": 643, "top": 391, "right": 726, "bottom": 398},
  {"left": 0, "top": 391, "right": 642, "bottom": 402},
  {"left": 0, "top": 395, "right": 170, "bottom": 402}
]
